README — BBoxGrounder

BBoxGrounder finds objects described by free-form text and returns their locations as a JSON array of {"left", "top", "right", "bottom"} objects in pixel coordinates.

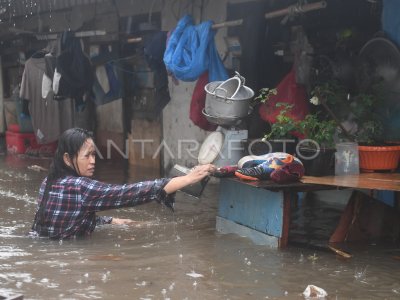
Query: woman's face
[{"left": 74, "top": 138, "right": 96, "bottom": 177}]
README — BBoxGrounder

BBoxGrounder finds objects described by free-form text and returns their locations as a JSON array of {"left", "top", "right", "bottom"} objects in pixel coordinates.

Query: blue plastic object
[
  {"left": 383, "top": 0, "right": 400, "bottom": 47},
  {"left": 163, "top": 15, "right": 228, "bottom": 82}
]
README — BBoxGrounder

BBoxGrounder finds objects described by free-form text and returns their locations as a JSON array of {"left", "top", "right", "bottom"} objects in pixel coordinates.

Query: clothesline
[
  {"left": 126, "top": 19, "right": 243, "bottom": 44},
  {"left": 36, "top": 30, "right": 106, "bottom": 40},
  {"left": 33, "top": 1, "right": 326, "bottom": 42},
  {"left": 126, "top": 0, "right": 327, "bottom": 45}
]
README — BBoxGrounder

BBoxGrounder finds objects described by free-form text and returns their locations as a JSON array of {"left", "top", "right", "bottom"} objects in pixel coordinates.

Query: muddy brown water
[{"left": 1, "top": 155, "right": 400, "bottom": 299}]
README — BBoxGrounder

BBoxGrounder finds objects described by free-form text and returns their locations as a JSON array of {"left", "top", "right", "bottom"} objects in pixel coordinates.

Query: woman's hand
[
  {"left": 163, "top": 164, "right": 216, "bottom": 194},
  {"left": 186, "top": 164, "right": 216, "bottom": 184}
]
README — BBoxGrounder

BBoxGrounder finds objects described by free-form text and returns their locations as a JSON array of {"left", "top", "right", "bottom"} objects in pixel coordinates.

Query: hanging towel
[{"left": 163, "top": 15, "right": 228, "bottom": 82}]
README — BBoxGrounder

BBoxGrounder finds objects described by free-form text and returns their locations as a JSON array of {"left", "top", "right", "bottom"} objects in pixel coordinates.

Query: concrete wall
[{"left": 161, "top": 0, "right": 230, "bottom": 169}]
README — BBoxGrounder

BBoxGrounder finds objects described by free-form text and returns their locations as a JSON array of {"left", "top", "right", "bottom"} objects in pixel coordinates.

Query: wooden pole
[
  {"left": 127, "top": 19, "right": 243, "bottom": 44},
  {"left": 265, "top": 0, "right": 327, "bottom": 20},
  {"left": 211, "top": 19, "right": 243, "bottom": 29},
  {"left": 36, "top": 30, "right": 106, "bottom": 40}
]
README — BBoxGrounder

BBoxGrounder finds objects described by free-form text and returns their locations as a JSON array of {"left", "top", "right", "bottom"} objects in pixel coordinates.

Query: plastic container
[
  {"left": 6, "top": 131, "right": 57, "bottom": 156},
  {"left": 335, "top": 142, "right": 360, "bottom": 175},
  {"left": 11, "top": 86, "right": 33, "bottom": 133},
  {"left": 15, "top": 97, "right": 33, "bottom": 133}
]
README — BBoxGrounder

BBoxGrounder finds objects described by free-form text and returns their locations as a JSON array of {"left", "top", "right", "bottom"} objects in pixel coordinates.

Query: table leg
[{"left": 279, "top": 190, "right": 291, "bottom": 248}]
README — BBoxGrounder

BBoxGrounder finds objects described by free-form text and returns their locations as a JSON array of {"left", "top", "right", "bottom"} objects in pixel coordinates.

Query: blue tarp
[
  {"left": 381, "top": 0, "right": 400, "bottom": 140},
  {"left": 382, "top": 0, "right": 400, "bottom": 47},
  {"left": 163, "top": 15, "right": 228, "bottom": 82}
]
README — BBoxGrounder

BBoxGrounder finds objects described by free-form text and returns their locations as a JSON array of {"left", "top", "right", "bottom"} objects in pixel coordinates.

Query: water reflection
[{"left": 0, "top": 155, "right": 399, "bottom": 299}]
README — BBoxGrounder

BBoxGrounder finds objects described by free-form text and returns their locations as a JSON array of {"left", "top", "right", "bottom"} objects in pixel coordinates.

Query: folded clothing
[
  {"left": 237, "top": 152, "right": 302, "bottom": 168},
  {"left": 270, "top": 161, "right": 305, "bottom": 184},
  {"left": 235, "top": 153, "right": 304, "bottom": 183}
]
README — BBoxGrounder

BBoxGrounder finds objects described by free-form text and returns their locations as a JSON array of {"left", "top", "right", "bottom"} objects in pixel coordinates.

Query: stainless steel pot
[
  {"left": 202, "top": 109, "right": 242, "bottom": 126},
  {"left": 204, "top": 75, "right": 254, "bottom": 118},
  {"left": 202, "top": 107, "right": 253, "bottom": 126}
]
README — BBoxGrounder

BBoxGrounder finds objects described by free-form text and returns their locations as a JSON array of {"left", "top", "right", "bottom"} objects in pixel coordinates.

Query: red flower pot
[{"left": 358, "top": 145, "right": 400, "bottom": 172}]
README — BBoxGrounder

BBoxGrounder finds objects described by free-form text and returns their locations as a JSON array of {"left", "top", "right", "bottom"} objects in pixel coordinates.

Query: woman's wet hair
[
  {"left": 32, "top": 128, "right": 93, "bottom": 233},
  {"left": 49, "top": 128, "right": 93, "bottom": 179}
]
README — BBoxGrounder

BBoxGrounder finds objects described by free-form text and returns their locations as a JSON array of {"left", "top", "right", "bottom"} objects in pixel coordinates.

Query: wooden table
[
  {"left": 217, "top": 173, "right": 400, "bottom": 248},
  {"left": 301, "top": 173, "right": 400, "bottom": 191}
]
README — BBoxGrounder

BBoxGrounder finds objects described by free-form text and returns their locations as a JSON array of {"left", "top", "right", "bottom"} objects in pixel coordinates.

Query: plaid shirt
[{"left": 32, "top": 176, "right": 172, "bottom": 239}]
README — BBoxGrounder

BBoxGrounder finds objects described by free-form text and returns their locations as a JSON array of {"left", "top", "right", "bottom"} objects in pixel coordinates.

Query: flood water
[{"left": 1, "top": 155, "right": 400, "bottom": 299}]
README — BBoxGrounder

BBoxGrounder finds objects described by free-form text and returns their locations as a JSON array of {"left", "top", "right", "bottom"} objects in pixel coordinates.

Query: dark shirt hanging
[{"left": 55, "top": 31, "right": 94, "bottom": 106}]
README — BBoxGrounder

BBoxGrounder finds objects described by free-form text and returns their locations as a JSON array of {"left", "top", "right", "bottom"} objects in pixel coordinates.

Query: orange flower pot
[{"left": 358, "top": 145, "right": 400, "bottom": 172}]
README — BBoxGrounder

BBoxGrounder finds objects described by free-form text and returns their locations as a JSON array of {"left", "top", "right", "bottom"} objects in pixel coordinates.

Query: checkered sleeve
[
  {"left": 78, "top": 177, "right": 173, "bottom": 211},
  {"left": 37, "top": 179, "right": 46, "bottom": 208}
]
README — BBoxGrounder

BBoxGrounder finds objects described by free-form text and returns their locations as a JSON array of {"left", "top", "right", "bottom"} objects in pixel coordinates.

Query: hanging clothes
[
  {"left": 92, "top": 62, "right": 124, "bottom": 106},
  {"left": 144, "top": 31, "right": 168, "bottom": 70},
  {"left": 53, "top": 31, "right": 94, "bottom": 107},
  {"left": 20, "top": 56, "right": 74, "bottom": 144},
  {"left": 141, "top": 31, "right": 171, "bottom": 118},
  {"left": 163, "top": 14, "right": 228, "bottom": 82},
  {"left": 91, "top": 45, "right": 124, "bottom": 106}
]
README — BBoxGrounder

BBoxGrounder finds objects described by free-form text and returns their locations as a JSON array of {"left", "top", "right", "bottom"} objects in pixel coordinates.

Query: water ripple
[
  {"left": 0, "top": 189, "right": 36, "bottom": 204},
  {"left": 0, "top": 246, "right": 32, "bottom": 260}
]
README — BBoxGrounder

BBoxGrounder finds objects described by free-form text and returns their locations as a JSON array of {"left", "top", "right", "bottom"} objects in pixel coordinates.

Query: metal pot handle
[
  {"left": 214, "top": 87, "right": 233, "bottom": 103},
  {"left": 214, "top": 87, "right": 229, "bottom": 99}
]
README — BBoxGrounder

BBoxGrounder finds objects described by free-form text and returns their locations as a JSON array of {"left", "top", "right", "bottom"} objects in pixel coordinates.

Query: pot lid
[{"left": 198, "top": 131, "right": 224, "bottom": 164}]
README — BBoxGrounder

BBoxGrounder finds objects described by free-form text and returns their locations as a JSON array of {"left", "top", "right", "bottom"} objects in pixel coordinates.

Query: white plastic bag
[{"left": 303, "top": 285, "right": 328, "bottom": 299}]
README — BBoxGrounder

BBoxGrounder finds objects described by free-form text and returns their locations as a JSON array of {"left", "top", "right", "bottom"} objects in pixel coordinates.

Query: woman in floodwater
[{"left": 31, "top": 128, "right": 215, "bottom": 239}]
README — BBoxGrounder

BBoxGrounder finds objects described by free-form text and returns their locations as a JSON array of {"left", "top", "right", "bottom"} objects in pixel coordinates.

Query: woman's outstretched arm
[{"left": 163, "top": 164, "right": 216, "bottom": 194}]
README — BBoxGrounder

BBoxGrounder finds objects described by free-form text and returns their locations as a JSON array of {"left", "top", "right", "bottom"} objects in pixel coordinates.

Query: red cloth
[
  {"left": 189, "top": 72, "right": 217, "bottom": 131},
  {"left": 270, "top": 162, "right": 305, "bottom": 184},
  {"left": 258, "top": 68, "right": 309, "bottom": 137}
]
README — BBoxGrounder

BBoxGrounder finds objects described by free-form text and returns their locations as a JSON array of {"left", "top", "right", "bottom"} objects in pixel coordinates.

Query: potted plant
[
  {"left": 260, "top": 100, "right": 337, "bottom": 175},
  {"left": 254, "top": 83, "right": 338, "bottom": 175},
  {"left": 295, "top": 113, "right": 337, "bottom": 176},
  {"left": 311, "top": 80, "right": 400, "bottom": 172},
  {"left": 350, "top": 92, "right": 400, "bottom": 172},
  {"left": 251, "top": 88, "right": 300, "bottom": 154},
  {"left": 261, "top": 103, "right": 299, "bottom": 154}
]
